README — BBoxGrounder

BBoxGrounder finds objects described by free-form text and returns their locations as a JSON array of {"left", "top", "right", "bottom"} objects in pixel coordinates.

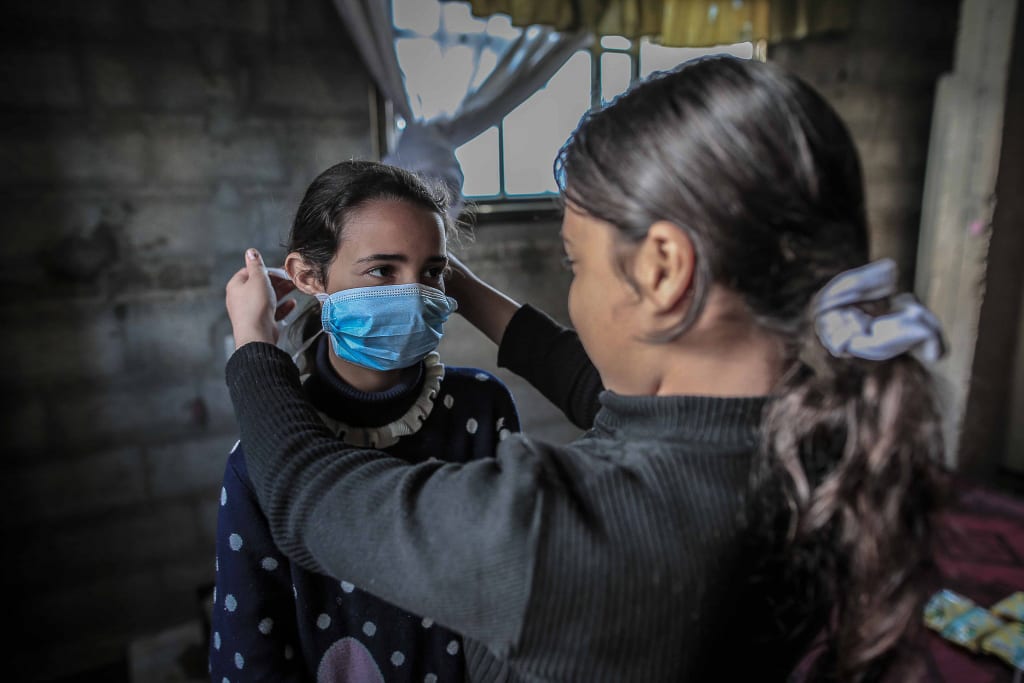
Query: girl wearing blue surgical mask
[{"left": 210, "top": 160, "right": 520, "bottom": 683}]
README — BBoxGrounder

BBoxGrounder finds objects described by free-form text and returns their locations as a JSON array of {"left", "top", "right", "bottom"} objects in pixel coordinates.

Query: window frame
[{"left": 376, "top": 9, "right": 765, "bottom": 220}]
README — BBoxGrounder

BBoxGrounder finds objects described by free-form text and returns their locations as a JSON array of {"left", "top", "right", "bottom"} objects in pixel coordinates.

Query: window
[{"left": 390, "top": 1, "right": 755, "bottom": 204}]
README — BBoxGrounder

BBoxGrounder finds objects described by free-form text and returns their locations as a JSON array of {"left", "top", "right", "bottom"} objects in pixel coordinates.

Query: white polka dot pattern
[
  {"left": 446, "top": 640, "right": 460, "bottom": 655},
  {"left": 363, "top": 621, "right": 377, "bottom": 636},
  {"left": 220, "top": 487, "right": 227, "bottom": 505},
  {"left": 474, "top": 372, "right": 489, "bottom": 381},
  {"left": 466, "top": 418, "right": 478, "bottom": 434},
  {"left": 421, "top": 617, "right": 433, "bottom": 628},
  {"left": 228, "top": 533, "right": 243, "bottom": 551},
  {"left": 340, "top": 580, "right": 355, "bottom": 593},
  {"left": 443, "top": 394, "right": 454, "bottom": 409},
  {"left": 224, "top": 595, "right": 237, "bottom": 612},
  {"left": 316, "top": 614, "right": 331, "bottom": 630},
  {"left": 258, "top": 618, "right": 273, "bottom": 635},
  {"left": 425, "top": 675, "right": 438, "bottom": 683},
  {"left": 391, "top": 651, "right": 405, "bottom": 666},
  {"left": 213, "top": 632, "right": 221, "bottom": 650},
  {"left": 261, "top": 557, "right": 278, "bottom": 571},
  {"left": 234, "top": 652, "right": 244, "bottom": 670}
]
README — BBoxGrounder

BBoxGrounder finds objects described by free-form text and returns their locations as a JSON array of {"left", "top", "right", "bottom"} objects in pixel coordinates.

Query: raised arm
[
  {"left": 446, "top": 254, "right": 603, "bottom": 429},
  {"left": 443, "top": 254, "right": 520, "bottom": 347}
]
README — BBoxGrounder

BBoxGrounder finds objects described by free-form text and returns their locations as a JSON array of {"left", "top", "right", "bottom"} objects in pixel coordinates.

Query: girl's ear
[
  {"left": 633, "top": 221, "right": 696, "bottom": 320},
  {"left": 285, "top": 252, "right": 325, "bottom": 296}
]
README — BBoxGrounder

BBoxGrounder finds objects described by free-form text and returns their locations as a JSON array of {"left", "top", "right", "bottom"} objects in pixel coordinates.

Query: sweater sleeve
[
  {"left": 225, "top": 342, "right": 545, "bottom": 656},
  {"left": 497, "top": 304, "right": 603, "bottom": 429}
]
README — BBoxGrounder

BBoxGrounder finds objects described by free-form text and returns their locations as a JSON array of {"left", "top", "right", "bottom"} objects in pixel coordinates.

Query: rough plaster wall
[{"left": 0, "top": 0, "right": 376, "bottom": 678}]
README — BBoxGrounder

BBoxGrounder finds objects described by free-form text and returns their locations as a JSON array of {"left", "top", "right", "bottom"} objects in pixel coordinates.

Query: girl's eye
[
  {"left": 561, "top": 256, "right": 576, "bottom": 272},
  {"left": 425, "top": 267, "right": 446, "bottom": 280},
  {"left": 367, "top": 266, "right": 393, "bottom": 278}
]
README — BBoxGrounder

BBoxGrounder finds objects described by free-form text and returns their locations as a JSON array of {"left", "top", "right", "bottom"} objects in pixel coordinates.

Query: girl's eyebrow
[
  {"left": 356, "top": 253, "right": 407, "bottom": 263},
  {"left": 355, "top": 254, "right": 448, "bottom": 263}
]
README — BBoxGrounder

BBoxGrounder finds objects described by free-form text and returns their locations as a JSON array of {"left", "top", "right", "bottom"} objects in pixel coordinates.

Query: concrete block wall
[
  {"left": 770, "top": 0, "right": 961, "bottom": 286},
  {"left": 0, "top": 0, "right": 379, "bottom": 679}
]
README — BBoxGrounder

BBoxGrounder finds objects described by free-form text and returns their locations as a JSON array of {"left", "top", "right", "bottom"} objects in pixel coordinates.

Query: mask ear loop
[
  {"left": 290, "top": 328, "right": 323, "bottom": 365},
  {"left": 289, "top": 293, "right": 331, "bottom": 363},
  {"left": 262, "top": 265, "right": 329, "bottom": 368}
]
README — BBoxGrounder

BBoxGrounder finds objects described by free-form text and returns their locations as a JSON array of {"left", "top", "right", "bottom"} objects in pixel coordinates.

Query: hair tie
[{"left": 812, "top": 259, "right": 946, "bottom": 363}]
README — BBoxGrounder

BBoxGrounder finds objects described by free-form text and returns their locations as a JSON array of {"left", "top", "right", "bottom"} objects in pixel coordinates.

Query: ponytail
[{"left": 762, "top": 280, "right": 948, "bottom": 679}]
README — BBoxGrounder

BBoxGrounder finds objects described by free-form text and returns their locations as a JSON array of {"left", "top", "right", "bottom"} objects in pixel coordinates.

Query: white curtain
[{"left": 333, "top": 0, "right": 591, "bottom": 214}]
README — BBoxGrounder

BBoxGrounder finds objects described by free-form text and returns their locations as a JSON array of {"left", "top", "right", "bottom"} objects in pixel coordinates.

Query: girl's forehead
[{"left": 342, "top": 200, "right": 446, "bottom": 249}]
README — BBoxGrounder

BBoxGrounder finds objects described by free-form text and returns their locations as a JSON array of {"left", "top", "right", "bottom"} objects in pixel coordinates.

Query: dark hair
[
  {"left": 555, "top": 56, "right": 945, "bottom": 680},
  {"left": 286, "top": 160, "right": 459, "bottom": 369}
]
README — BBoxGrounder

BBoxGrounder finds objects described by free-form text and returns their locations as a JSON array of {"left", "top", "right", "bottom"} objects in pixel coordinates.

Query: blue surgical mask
[{"left": 313, "top": 283, "right": 458, "bottom": 371}]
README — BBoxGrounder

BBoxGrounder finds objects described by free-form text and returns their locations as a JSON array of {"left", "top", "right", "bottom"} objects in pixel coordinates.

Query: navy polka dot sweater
[{"left": 210, "top": 337, "right": 520, "bottom": 682}]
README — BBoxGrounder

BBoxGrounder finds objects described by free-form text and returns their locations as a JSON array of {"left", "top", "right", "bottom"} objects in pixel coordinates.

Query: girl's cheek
[{"left": 566, "top": 282, "right": 580, "bottom": 330}]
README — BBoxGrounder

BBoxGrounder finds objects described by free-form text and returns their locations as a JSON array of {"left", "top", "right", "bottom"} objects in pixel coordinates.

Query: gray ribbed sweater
[{"left": 225, "top": 305, "right": 816, "bottom": 681}]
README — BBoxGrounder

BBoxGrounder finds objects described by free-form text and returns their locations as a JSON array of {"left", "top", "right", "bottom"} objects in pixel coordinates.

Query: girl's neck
[
  {"left": 650, "top": 331, "right": 783, "bottom": 397},
  {"left": 615, "top": 287, "right": 785, "bottom": 398},
  {"left": 328, "top": 352, "right": 405, "bottom": 393}
]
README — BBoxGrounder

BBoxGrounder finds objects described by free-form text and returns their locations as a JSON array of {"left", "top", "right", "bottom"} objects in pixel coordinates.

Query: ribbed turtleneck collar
[
  {"left": 593, "top": 391, "right": 769, "bottom": 447},
  {"left": 302, "top": 335, "right": 425, "bottom": 428}
]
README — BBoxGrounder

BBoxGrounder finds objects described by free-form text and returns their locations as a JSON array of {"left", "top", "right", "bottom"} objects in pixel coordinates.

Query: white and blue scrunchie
[{"left": 813, "top": 258, "right": 946, "bottom": 363}]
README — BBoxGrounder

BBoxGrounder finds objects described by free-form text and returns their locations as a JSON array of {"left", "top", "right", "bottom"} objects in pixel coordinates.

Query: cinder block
[
  {"left": 119, "top": 293, "right": 225, "bottom": 374},
  {"left": 48, "top": 379, "right": 218, "bottom": 452},
  {"left": 3, "top": 0, "right": 132, "bottom": 37},
  {"left": 0, "top": 48, "right": 83, "bottom": 109},
  {"left": 149, "top": 122, "right": 286, "bottom": 185},
  {"left": 0, "top": 396, "right": 47, "bottom": 455},
  {"left": 21, "top": 568, "right": 182, "bottom": 645},
  {"left": 253, "top": 59, "right": 369, "bottom": 115},
  {"left": 858, "top": 136, "right": 929, "bottom": 176},
  {"left": 0, "top": 302, "right": 126, "bottom": 386},
  {"left": 199, "top": 374, "right": 241, "bottom": 430},
  {"left": 141, "top": 0, "right": 198, "bottom": 32},
  {"left": 143, "top": 0, "right": 271, "bottom": 34},
  {"left": 865, "top": 176, "right": 925, "bottom": 213},
  {"left": 284, "top": 123, "right": 375, "bottom": 186},
  {"left": 291, "top": 0, "right": 352, "bottom": 42},
  {"left": 13, "top": 500, "right": 202, "bottom": 590},
  {"left": 143, "top": 54, "right": 221, "bottom": 112},
  {"left": 0, "top": 130, "right": 147, "bottom": 186},
  {"left": 1, "top": 447, "right": 147, "bottom": 527},
  {"left": 125, "top": 197, "right": 229, "bottom": 259},
  {"left": 208, "top": 187, "right": 294, "bottom": 255},
  {"left": 90, "top": 53, "right": 140, "bottom": 108},
  {"left": 196, "top": 494, "right": 222, "bottom": 549},
  {"left": 145, "top": 432, "right": 236, "bottom": 499}
]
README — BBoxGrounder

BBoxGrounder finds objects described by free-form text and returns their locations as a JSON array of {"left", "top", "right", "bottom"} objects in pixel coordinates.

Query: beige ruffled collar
[{"left": 314, "top": 352, "right": 445, "bottom": 448}]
